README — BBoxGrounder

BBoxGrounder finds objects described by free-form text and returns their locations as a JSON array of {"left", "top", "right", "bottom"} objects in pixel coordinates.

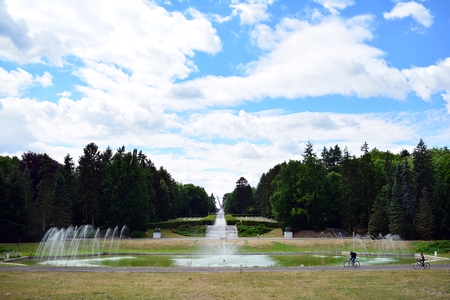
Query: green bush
[
  {"left": 149, "top": 219, "right": 214, "bottom": 229},
  {"left": 0, "top": 246, "right": 13, "bottom": 254},
  {"left": 173, "top": 225, "right": 206, "bottom": 237},
  {"left": 225, "top": 214, "right": 239, "bottom": 225},
  {"left": 415, "top": 240, "right": 450, "bottom": 254},
  {"left": 237, "top": 224, "right": 273, "bottom": 237},
  {"left": 201, "top": 214, "right": 216, "bottom": 225},
  {"left": 130, "top": 231, "right": 145, "bottom": 238},
  {"left": 239, "top": 220, "right": 278, "bottom": 228}
]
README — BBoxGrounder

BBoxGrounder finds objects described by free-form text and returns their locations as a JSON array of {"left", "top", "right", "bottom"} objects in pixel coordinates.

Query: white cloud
[
  {"left": 0, "top": 68, "right": 33, "bottom": 96},
  {"left": 1, "top": 0, "right": 222, "bottom": 86},
  {"left": 402, "top": 58, "right": 450, "bottom": 101},
  {"left": 442, "top": 90, "right": 450, "bottom": 113},
  {"left": 314, "top": 0, "right": 355, "bottom": 15},
  {"left": 0, "top": 0, "right": 32, "bottom": 49},
  {"left": 180, "top": 15, "right": 414, "bottom": 108},
  {"left": 230, "top": 0, "right": 275, "bottom": 25},
  {"left": 36, "top": 71, "right": 53, "bottom": 87},
  {"left": 57, "top": 91, "right": 72, "bottom": 98},
  {"left": 0, "top": 68, "right": 52, "bottom": 96},
  {"left": 171, "top": 14, "right": 450, "bottom": 109},
  {"left": 383, "top": 1, "right": 434, "bottom": 28}
]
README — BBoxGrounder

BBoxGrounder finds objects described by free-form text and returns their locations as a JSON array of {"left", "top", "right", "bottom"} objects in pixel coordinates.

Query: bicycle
[
  {"left": 343, "top": 259, "right": 360, "bottom": 268},
  {"left": 413, "top": 259, "right": 430, "bottom": 270}
]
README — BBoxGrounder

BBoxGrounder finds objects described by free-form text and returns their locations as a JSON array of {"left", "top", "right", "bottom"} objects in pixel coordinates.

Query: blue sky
[{"left": 1, "top": 0, "right": 449, "bottom": 198}]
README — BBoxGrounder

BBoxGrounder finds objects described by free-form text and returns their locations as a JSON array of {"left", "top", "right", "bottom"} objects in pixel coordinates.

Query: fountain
[
  {"left": 35, "top": 225, "right": 129, "bottom": 266},
  {"left": 205, "top": 208, "right": 237, "bottom": 240},
  {"left": 173, "top": 208, "right": 275, "bottom": 267},
  {"left": 319, "top": 230, "right": 413, "bottom": 265}
]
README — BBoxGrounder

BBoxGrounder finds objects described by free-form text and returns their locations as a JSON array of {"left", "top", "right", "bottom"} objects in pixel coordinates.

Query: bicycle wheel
[
  {"left": 354, "top": 261, "right": 360, "bottom": 268},
  {"left": 343, "top": 260, "right": 351, "bottom": 268},
  {"left": 413, "top": 262, "right": 420, "bottom": 270},
  {"left": 424, "top": 262, "right": 430, "bottom": 269}
]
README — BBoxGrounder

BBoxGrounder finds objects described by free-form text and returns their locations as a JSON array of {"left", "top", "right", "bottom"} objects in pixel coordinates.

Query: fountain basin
[{"left": 15, "top": 254, "right": 416, "bottom": 268}]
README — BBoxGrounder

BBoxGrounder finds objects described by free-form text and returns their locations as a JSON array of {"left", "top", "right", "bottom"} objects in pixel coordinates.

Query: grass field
[{"left": 1, "top": 270, "right": 449, "bottom": 299}]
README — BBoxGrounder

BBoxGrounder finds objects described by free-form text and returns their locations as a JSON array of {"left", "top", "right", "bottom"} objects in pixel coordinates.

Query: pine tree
[
  {"left": 103, "top": 149, "right": 150, "bottom": 232},
  {"left": 368, "top": 187, "right": 389, "bottom": 236},
  {"left": 416, "top": 188, "right": 435, "bottom": 240},
  {"left": 77, "top": 143, "right": 103, "bottom": 226},
  {"left": 36, "top": 154, "right": 56, "bottom": 233},
  {"left": 433, "top": 147, "right": 450, "bottom": 239},
  {"left": 389, "top": 164, "right": 407, "bottom": 237},
  {"left": 52, "top": 168, "right": 72, "bottom": 228},
  {"left": 235, "top": 177, "right": 253, "bottom": 214},
  {"left": 399, "top": 160, "right": 416, "bottom": 238},
  {"left": 339, "top": 148, "right": 359, "bottom": 233},
  {"left": 359, "top": 142, "right": 376, "bottom": 227}
]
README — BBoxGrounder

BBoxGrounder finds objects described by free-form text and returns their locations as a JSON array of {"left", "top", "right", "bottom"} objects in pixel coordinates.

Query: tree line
[
  {"left": 224, "top": 139, "right": 450, "bottom": 240},
  {"left": 0, "top": 142, "right": 216, "bottom": 242}
]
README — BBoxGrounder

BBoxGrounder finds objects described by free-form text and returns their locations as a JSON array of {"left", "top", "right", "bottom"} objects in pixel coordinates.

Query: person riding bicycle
[
  {"left": 419, "top": 252, "right": 425, "bottom": 268},
  {"left": 349, "top": 251, "right": 357, "bottom": 266}
]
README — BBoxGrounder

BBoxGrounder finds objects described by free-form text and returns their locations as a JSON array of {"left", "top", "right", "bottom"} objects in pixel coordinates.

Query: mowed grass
[{"left": 1, "top": 270, "right": 449, "bottom": 299}]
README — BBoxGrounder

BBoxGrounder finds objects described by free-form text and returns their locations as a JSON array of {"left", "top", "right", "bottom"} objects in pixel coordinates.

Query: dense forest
[
  {"left": 224, "top": 139, "right": 450, "bottom": 240},
  {"left": 0, "top": 143, "right": 216, "bottom": 242},
  {"left": 1, "top": 139, "right": 449, "bottom": 242}
]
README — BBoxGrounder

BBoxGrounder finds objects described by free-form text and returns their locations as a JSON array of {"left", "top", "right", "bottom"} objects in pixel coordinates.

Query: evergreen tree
[
  {"left": 302, "top": 141, "right": 316, "bottom": 162},
  {"left": 0, "top": 156, "right": 33, "bottom": 242},
  {"left": 383, "top": 151, "right": 395, "bottom": 208},
  {"left": 412, "top": 139, "right": 434, "bottom": 223},
  {"left": 207, "top": 193, "right": 217, "bottom": 213},
  {"left": 63, "top": 154, "right": 79, "bottom": 224},
  {"left": 52, "top": 167, "right": 72, "bottom": 228},
  {"left": 137, "top": 151, "right": 157, "bottom": 222},
  {"left": 103, "top": 149, "right": 150, "bottom": 232},
  {"left": 339, "top": 148, "right": 359, "bottom": 233},
  {"left": 367, "top": 186, "right": 389, "bottom": 237},
  {"left": 389, "top": 164, "right": 407, "bottom": 237},
  {"left": 432, "top": 147, "right": 450, "bottom": 239},
  {"left": 36, "top": 154, "right": 57, "bottom": 233},
  {"left": 322, "top": 171, "right": 342, "bottom": 228},
  {"left": 416, "top": 187, "right": 435, "bottom": 240},
  {"left": 255, "top": 164, "right": 281, "bottom": 218},
  {"left": 77, "top": 143, "right": 103, "bottom": 226},
  {"left": 234, "top": 177, "right": 253, "bottom": 214},
  {"left": 400, "top": 160, "right": 416, "bottom": 238},
  {"left": 157, "top": 167, "right": 180, "bottom": 219},
  {"left": 321, "top": 145, "right": 342, "bottom": 172},
  {"left": 358, "top": 142, "right": 376, "bottom": 226},
  {"left": 156, "top": 179, "right": 171, "bottom": 221},
  {"left": 302, "top": 144, "right": 327, "bottom": 230}
]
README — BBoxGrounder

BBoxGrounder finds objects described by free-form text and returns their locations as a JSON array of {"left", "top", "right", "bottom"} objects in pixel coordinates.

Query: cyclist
[
  {"left": 349, "top": 251, "right": 357, "bottom": 266},
  {"left": 419, "top": 252, "right": 425, "bottom": 268}
]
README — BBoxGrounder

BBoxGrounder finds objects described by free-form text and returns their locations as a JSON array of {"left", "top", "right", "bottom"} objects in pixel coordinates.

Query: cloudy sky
[{"left": 1, "top": 0, "right": 449, "bottom": 198}]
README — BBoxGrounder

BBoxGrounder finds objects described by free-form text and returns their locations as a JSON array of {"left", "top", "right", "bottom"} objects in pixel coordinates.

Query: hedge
[{"left": 148, "top": 217, "right": 214, "bottom": 229}]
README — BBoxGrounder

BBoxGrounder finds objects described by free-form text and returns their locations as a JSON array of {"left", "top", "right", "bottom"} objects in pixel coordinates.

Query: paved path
[{"left": 1, "top": 264, "right": 449, "bottom": 273}]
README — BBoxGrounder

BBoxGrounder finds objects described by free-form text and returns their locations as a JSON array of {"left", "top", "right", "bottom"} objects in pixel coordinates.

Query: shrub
[
  {"left": 415, "top": 240, "right": 450, "bottom": 254},
  {"left": 173, "top": 225, "right": 206, "bottom": 237},
  {"left": 237, "top": 224, "right": 273, "bottom": 237},
  {"left": 225, "top": 214, "right": 239, "bottom": 225},
  {"left": 130, "top": 231, "right": 145, "bottom": 238}
]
